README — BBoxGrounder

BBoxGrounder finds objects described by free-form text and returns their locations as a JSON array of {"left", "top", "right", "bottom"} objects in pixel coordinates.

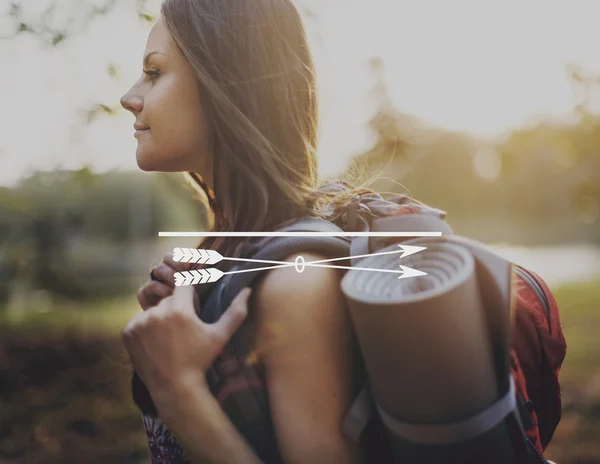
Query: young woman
[
  {"left": 119, "top": 1, "right": 565, "bottom": 463},
  {"left": 119, "top": 1, "right": 374, "bottom": 462}
]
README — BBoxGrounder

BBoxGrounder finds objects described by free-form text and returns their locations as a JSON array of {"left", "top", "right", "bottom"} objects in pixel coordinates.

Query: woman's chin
[
  {"left": 135, "top": 148, "right": 190, "bottom": 173},
  {"left": 135, "top": 151, "right": 159, "bottom": 172}
]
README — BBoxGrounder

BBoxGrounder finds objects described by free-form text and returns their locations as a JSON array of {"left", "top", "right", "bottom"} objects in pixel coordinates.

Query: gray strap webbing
[
  {"left": 349, "top": 216, "right": 371, "bottom": 267},
  {"left": 350, "top": 214, "right": 453, "bottom": 266},
  {"left": 376, "top": 376, "right": 517, "bottom": 446},
  {"left": 372, "top": 213, "right": 453, "bottom": 235},
  {"left": 342, "top": 384, "right": 375, "bottom": 441}
]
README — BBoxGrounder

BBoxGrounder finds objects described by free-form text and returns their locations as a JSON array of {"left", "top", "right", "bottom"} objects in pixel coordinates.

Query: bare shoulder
[
  {"left": 257, "top": 251, "right": 342, "bottom": 288},
  {"left": 250, "top": 253, "right": 359, "bottom": 463},
  {"left": 250, "top": 251, "right": 347, "bottom": 342},
  {"left": 253, "top": 251, "right": 343, "bottom": 309}
]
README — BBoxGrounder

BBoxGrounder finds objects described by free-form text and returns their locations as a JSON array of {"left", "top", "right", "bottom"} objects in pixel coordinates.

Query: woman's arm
[
  {"left": 123, "top": 285, "right": 265, "bottom": 464},
  {"left": 251, "top": 252, "right": 361, "bottom": 464}
]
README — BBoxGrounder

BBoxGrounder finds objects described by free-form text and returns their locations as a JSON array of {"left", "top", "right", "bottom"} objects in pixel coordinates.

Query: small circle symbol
[{"left": 294, "top": 255, "right": 306, "bottom": 273}]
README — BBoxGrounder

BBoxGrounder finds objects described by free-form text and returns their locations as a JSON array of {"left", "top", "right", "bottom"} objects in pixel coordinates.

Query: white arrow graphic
[
  {"left": 170, "top": 244, "right": 429, "bottom": 286},
  {"left": 174, "top": 268, "right": 225, "bottom": 286},
  {"left": 173, "top": 247, "right": 223, "bottom": 265},
  {"left": 397, "top": 244, "right": 427, "bottom": 259},
  {"left": 173, "top": 263, "right": 427, "bottom": 286},
  {"left": 172, "top": 244, "right": 426, "bottom": 267},
  {"left": 285, "top": 262, "right": 428, "bottom": 279},
  {"left": 397, "top": 265, "right": 428, "bottom": 279}
]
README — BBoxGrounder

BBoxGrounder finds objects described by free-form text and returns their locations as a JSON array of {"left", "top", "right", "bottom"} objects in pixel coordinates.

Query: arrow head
[
  {"left": 207, "top": 268, "right": 224, "bottom": 282},
  {"left": 397, "top": 244, "right": 427, "bottom": 259},
  {"left": 206, "top": 250, "right": 223, "bottom": 265},
  {"left": 397, "top": 264, "right": 428, "bottom": 279}
]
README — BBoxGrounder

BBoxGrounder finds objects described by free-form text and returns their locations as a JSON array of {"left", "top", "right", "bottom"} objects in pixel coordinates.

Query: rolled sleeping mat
[{"left": 340, "top": 236, "right": 529, "bottom": 463}]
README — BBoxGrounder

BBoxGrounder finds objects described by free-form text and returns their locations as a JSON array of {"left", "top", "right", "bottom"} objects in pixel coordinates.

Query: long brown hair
[
  {"left": 161, "top": 0, "right": 384, "bottom": 264},
  {"left": 134, "top": 0, "right": 392, "bottom": 417}
]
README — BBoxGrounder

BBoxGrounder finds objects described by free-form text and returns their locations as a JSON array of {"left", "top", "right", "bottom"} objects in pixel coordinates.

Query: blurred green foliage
[
  {"left": 543, "top": 279, "right": 600, "bottom": 464},
  {"left": 0, "top": 169, "right": 207, "bottom": 307}
]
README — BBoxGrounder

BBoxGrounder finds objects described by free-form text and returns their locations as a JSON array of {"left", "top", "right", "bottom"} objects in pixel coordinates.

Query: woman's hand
[
  {"left": 122, "top": 284, "right": 253, "bottom": 409},
  {"left": 137, "top": 251, "right": 187, "bottom": 310}
]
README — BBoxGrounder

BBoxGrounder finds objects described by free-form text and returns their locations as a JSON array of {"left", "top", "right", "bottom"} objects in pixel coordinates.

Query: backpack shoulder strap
[{"left": 205, "top": 216, "right": 351, "bottom": 324}]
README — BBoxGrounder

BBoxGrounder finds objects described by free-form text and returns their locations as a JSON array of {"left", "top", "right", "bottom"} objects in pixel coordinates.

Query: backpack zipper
[{"left": 514, "top": 266, "right": 550, "bottom": 321}]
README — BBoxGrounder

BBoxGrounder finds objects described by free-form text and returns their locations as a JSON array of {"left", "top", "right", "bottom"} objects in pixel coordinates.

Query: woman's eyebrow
[{"left": 143, "top": 51, "right": 168, "bottom": 68}]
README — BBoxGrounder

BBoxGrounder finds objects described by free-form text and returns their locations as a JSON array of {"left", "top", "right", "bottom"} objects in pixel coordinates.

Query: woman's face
[{"left": 120, "top": 15, "right": 212, "bottom": 182}]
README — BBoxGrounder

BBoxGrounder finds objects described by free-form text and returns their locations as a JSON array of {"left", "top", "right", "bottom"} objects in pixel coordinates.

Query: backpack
[{"left": 138, "top": 182, "right": 566, "bottom": 464}]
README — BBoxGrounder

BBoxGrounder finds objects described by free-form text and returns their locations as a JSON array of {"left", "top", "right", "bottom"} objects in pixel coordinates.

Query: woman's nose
[{"left": 120, "top": 87, "right": 143, "bottom": 114}]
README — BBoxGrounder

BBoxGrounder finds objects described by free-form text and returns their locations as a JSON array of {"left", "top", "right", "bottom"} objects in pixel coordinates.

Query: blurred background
[{"left": 1, "top": 0, "right": 599, "bottom": 462}]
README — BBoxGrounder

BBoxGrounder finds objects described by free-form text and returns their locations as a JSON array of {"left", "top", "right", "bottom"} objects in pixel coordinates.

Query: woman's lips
[{"left": 134, "top": 128, "right": 150, "bottom": 137}]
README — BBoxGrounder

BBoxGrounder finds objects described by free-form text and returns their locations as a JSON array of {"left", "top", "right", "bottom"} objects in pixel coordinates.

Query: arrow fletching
[
  {"left": 174, "top": 268, "right": 224, "bottom": 286},
  {"left": 172, "top": 247, "right": 223, "bottom": 265}
]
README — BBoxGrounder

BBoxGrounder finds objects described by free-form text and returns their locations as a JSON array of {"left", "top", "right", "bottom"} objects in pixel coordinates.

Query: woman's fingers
[
  {"left": 137, "top": 280, "right": 174, "bottom": 310},
  {"left": 150, "top": 262, "right": 177, "bottom": 287},
  {"left": 213, "top": 288, "right": 252, "bottom": 344},
  {"left": 151, "top": 251, "right": 191, "bottom": 286},
  {"left": 170, "top": 284, "right": 197, "bottom": 313},
  {"left": 140, "top": 249, "right": 198, "bottom": 311},
  {"left": 162, "top": 250, "right": 189, "bottom": 273}
]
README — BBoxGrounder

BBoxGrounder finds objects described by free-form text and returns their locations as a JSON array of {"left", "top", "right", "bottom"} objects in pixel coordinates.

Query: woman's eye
[{"left": 143, "top": 69, "right": 160, "bottom": 80}]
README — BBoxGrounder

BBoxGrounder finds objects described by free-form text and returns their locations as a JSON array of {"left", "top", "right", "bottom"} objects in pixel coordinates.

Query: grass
[
  {"left": 551, "top": 279, "right": 600, "bottom": 382},
  {"left": 543, "top": 278, "right": 600, "bottom": 464}
]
